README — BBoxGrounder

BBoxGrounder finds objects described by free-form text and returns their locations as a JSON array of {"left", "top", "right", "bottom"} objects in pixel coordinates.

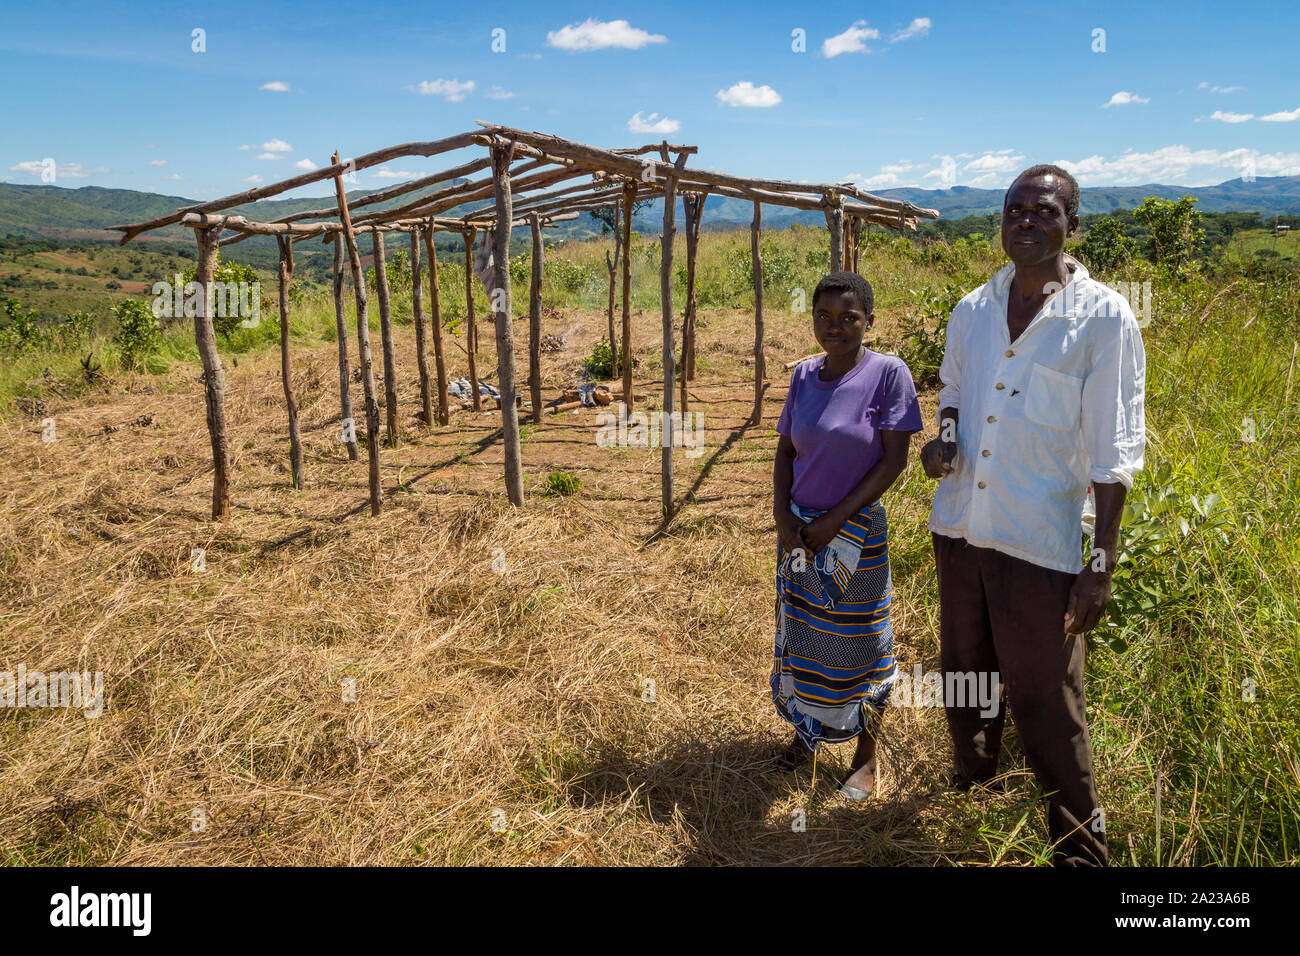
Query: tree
[
  {"left": 1080, "top": 215, "right": 1140, "bottom": 271},
  {"left": 1133, "top": 195, "right": 1204, "bottom": 270}
]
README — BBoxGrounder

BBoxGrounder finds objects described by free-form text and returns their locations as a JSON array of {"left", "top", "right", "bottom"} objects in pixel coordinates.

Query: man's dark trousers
[{"left": 933, "top": 532, "right": 1108, "bottom": 867}]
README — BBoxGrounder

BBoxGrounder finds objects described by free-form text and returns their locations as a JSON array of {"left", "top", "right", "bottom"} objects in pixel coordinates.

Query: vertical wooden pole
[
  {"left": 605, "top": 203, "right": 620, "bottom": 375},
  {"left": 193, "top": 224, "right": 230, "bottom": 519},
  {"left": 370, "top": 227, "right": 399, "bottom": 447},
  {"left": 276, "top": 235, "right": 304, "bottom": 489},
  {"left": 528, "top": 212, "right": 544, "bottom": 424},
  {"left": 332, "top": 150, "right": 382, "bottom": 516},
  {"left": 660, "top": 174, "right": 677, "bottom": 515},
  {"left": 409, "top": 229, "right": 433, "bottom": 426},
  {"left": 828, "top": 194, "right": 844, "bottom": 272},
  {"left": 462, "top": 229, "right": 481, "bottom": 411},
  {"left": 422, "top": 225, "right": 450, "bottom": 425},
  {"left": 751, "top": 201, "right": 766, "bottom": 426},
  {"left": 332, "top": 238, "right": 359, "bottom": 461},
  {"left": 490, "top": 142, "right": 525, "bottom": 506},
  {"left": 680, "top": 192, "right": 702, "bottom": 414},
  {"left": 850, "top": 217, "right": 863, "bottom": 273},
  {"left": 621, "top": 180, "right": 636, "bottom": 413}
]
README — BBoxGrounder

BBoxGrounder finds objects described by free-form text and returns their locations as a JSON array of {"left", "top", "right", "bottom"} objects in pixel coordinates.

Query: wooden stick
[
  {"left": 621, "top": 179, "right": 637, "bottom": 415},
  {"left": 332, "top": 150, "right": 382, "bottom": 516},
  {"left": 192, "top": 224, "right": 230, "bottom": 519},
  {"left": 750, "top": 201, "right": 765, "bottom": 426},
  {"left": 490, "top": 141, "right": 525, "bottom": 507},
  {"left": 332, "top": 240, "right": 359, "bottom": 461},
  {"left": 276, "top": 235, "right": 304, "bottom": 489},
  {"left": 410, "top": 229, "right": 433, "bottom": 426},
  {"left": 370, "top": 228, "right": 400, "bottom": 448},
  {"left": 784, "top": 353, "right": 821, "bottom": 370},
  {"left": 660, "top": 173, "right": 678, "bottom": 514},
  {"left": 421, "top": 226, "right": 451, "bottom": 426},
  {"left": 827, "top": 194, "right": 844, "bottom": 273},
  {"left": 462, "top": 228, "right": 481, "bottom": 411},
  {"left": 605, "top": 202, "right": 621, "bottom": 376},
  {"left": 111, "top": 131, "right": 481, "bottom": 242},
  {"left": 528, "top": 212, "right": 544, "bottom": 424},
  {"left": 681, "top": 192, "right": 703, "bottom": 414}
]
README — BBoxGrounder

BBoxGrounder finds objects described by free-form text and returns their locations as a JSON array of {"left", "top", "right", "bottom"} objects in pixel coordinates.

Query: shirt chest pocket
[{"left": 1024, "top": 363, "right": 1083, "bottom": 430}]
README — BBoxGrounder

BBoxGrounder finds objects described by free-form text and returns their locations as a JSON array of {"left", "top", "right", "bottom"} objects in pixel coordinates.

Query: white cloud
[
  {"left": 628, "top": 111, "right": 680, "bottom": 134},
  {"left": 292, "top": 158, "right": 316, "bottom": 171},
  {"left": 262, "top": 139, "right": 293, "bottom": 152},
  {"left": 148, "top": 159, "right": 167, "bottom": 167},
  {"left": 163, "top": 173, "right": 183, "bottom": 180},
  {"left": 7, "top": 160, "right": 108, "bottom": 179},
  {"left": 415, "top": 78, "right": 475, "bottom": 102},
  {"left": 891, "top": 18, "right": 931, "bottom": 42},
  {"left": 239, "top": 144, "right": 252, "bottom": 150},
  {"left": 256, "top": 152, "right": 284, "bottom": 160},
  {"left": 546, "top": 19, "right": 666, "bottom": 52},
  {"left": 1208, "top": 110, "right": 1255, "bottom": 123},
  {"left": 846, "top": 161, "right": 917, "bottom": 189},
  {"left": 1259, "top": 107, "right": 1300, "bottom": 123},
  {"left": 822, "top": 20, "right": 879, "bottom": 57},
  {"left": 716, "top": 81, "right": 781, "bottom": 108},
  {"left": 260, "top": 81, "right": 290, "bottom": 92},
  {"left": 1103, "top": 91, "right": 1149, "bottom": 108},
  {"left": 372, "top": 167, "right": 417, "bottom": 180},
  {"left": 1057, "top": 145, "right": 1300, "bottom": 185},
  {"left": 487, "top": 86, "right": 515, "bottom": 100},
  {"left": 243, "top": 174, "right": 263, "bottom": 184},
  {"left": 1199, "top": 82, "right": 1244, "bottom": 94}
]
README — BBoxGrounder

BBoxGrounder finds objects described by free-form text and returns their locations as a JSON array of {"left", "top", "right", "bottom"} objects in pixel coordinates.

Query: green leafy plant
[
  {"left": 583, "top": 338, "right": 616, "bottom": 378},
  {"left": 543, "top": 470, "right": 581, "bottom": 497},
  {"left": 112, "top": 298, "right": 162, "bottom": 371},
  {"left": 897, "top": 284, "right": 965, "bottom": 389},
  {"left": 1081, "top": 216, "right": 1141, "bottom": 271}
]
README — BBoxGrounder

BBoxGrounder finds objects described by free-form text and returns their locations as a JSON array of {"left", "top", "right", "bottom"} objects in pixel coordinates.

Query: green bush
[
  {"left": 113, "top": 299, "right": 162, "bottom": 371},
  {"left": 583, "top": 339, "right": 615, "bottom": 378},
  {"left": 543, "top": 470, "right": 581, "bottom": 497},
  {"left": 896, "top": 284, "right": 966, "bottom": 389}
]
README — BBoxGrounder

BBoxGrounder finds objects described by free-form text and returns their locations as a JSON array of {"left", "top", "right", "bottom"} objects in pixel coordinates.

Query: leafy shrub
[
  {"left": 583, "top": 339, "right": 615, "bottom": 378},
  {"left": 897, "top": 284, "right": 966, "bottom": 389},
  {"left": 1080, "top": 216, "right": 1140, "bottom": 271},
  {"left": 113, "top": 298, "right": 162, "bottom": 371},
  {"left": 1, "top": 297, "right": 44, "bottom": 351},
  {"left": 543, "top": 470, "right": 581, "bottom": 497}
]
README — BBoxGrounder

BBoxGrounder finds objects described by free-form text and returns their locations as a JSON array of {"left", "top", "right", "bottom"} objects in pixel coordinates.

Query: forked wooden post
[
  {"left": 276, "top": 235, "right": 304, "bottom": 488},
  {"left": 331, "top": 240, "right": 359, "bottom": 461},
  {"left": 332, "top": 150, "right": 382, "bottom": 516},
  {"left": 527, "top": 212, "right": 544, "bottom": 424},
  {"left": 828, "top": 193, "right": 844, "bottom": 272},
  {"left": 750, "top": 201, "right": 766, "bottom": 425},
  {"left": 490, "top": 141, "right": 525, "bottom": 506},
  {"left": 660, "top": 174, "right": 677, "bottom": 514},
  {"left": 421, "top": 225, "right": 450, "bottom": 425},
  {"left": 370, "top": 227, "right": 400, "bottom": 447},
  {"left": 462, "top": 228, "right": 481, "bottom": 411},
  {"left": 193, "top": 224, "right": 230, "bottom": 519},
  {"left": 409, "top": 229, "right": 433, "bottom": 425},
  {"left": 620, "top": 179, "right": 637, "bottom": 414}
]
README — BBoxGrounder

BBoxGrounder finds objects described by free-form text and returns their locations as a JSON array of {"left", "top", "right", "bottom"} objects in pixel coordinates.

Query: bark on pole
[
  {"left": 660, "top": 174, "right": 678, "bottom": 515},
  {"left": 370, "top": 227, "right": 400, "bottom": 447},
  {"left": 332, "top": 150, "right": 382, "bottom": 516},
  {"left": 331, "top": 239, "right": 359, "bottom": 461},
  {"left": 276, "top": 236, "right": 304, "bottom": 489},
  {"left": 409, "top": 229, "right": 433, "bottom": 425},
  {"left": 490, "top": 142, "right": 525, "bottom": 506},
  {"left": 193, "top": 224, "right": 230, "bottom": 519},
  {"left": 828, "top": 195, "right": 844, "bottom": 272},
  {"left": 750, "top": 201, "right": 766, "bottom": 426},
  {"left": 421, "top": 226, "right": 450, "bottom": 425},
  {"left": 605, "top": 203, "right": 620, "bottom": 374},
  {"left": 620, "top": 179, "right": 637, "bottom": 414},
  {"left": 528, "top": 212, "right": 544, "bottom": 424},
  {"left": 463, "top": 229, "right": 481, "bottom": 411}
]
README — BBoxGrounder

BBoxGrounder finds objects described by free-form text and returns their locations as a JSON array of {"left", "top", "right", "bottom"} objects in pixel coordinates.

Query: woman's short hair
[{"left": 813, "top": 271, "right": 874, "bottom": 316}]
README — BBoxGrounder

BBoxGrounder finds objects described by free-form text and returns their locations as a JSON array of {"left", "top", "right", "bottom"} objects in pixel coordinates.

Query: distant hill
[{"left": 3, "top": 174, "right": 1298, "bottom": 255}]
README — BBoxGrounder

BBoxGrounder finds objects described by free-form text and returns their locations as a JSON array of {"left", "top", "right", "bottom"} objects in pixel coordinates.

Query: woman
[{"left": 771, "top": 270, "right": 923, "bottom": 800}]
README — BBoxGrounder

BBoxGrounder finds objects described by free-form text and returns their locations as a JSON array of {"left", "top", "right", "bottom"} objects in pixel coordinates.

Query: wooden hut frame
[{"left": 110, "top": 123, "right": 938, "bottom": 520}]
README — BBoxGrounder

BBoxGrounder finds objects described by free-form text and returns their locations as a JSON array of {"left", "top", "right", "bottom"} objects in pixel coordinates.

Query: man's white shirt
[{"left": 929, "top": 261, "right": 1146, "bottom": 574}]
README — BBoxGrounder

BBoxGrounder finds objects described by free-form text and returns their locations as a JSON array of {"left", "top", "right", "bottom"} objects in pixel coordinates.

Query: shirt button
[
  {"left": 1005, "top": 349, "right": 1015, "bottom": 357},
  {"left": 981, "top": 449, "right": 991, "bottom": 457},
  {"left": 995, "top": 382, "right": 1006, "bottom": 390},
  {"left": 987, "top": 415, "right": 996, "bottom": 423},
  {"left": 977, "top": 481, "right": 987, "bottom": 489}
]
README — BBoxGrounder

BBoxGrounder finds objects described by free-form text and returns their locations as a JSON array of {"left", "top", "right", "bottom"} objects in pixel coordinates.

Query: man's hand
[
  {"left": 799, "top": 513, "right": 844, "bottom": 556},
  {"left": 1064, "top": 567, "right": 1113, "bottom": 635},
  {"left": 921, "top": 438, "right": 957, "bottom": 479}
]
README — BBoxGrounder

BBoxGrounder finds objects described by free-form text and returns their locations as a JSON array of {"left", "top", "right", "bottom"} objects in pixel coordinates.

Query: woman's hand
[
  {"left": 800, "top": 512, "right": 845, "bottom": 556},
  {"left": 776, "top": 511, "right": 806, "bottom": 558}
]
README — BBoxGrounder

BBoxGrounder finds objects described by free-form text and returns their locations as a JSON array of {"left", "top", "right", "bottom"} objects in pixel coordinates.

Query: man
[{"left": 920, "top": 164, "right": 1146, "bottom": 867}]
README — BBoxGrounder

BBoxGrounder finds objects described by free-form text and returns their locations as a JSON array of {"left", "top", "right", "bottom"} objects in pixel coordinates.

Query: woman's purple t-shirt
[{"left": 776, "top": 349, "right": 923, "bottom": 510}]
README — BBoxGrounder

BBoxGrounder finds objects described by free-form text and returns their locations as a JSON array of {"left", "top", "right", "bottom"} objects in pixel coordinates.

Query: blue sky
[{"left": 2, "top": 0, "right": 1297, "bottom": 200}]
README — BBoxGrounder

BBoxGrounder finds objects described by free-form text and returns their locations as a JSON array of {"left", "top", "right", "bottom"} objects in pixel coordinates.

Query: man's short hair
[
  {"left": 1007, "top": 164, "right": 1080, "bottom": 219},
  {"left": 813, "top": 270, "right": 874, "bottom": 316}
]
